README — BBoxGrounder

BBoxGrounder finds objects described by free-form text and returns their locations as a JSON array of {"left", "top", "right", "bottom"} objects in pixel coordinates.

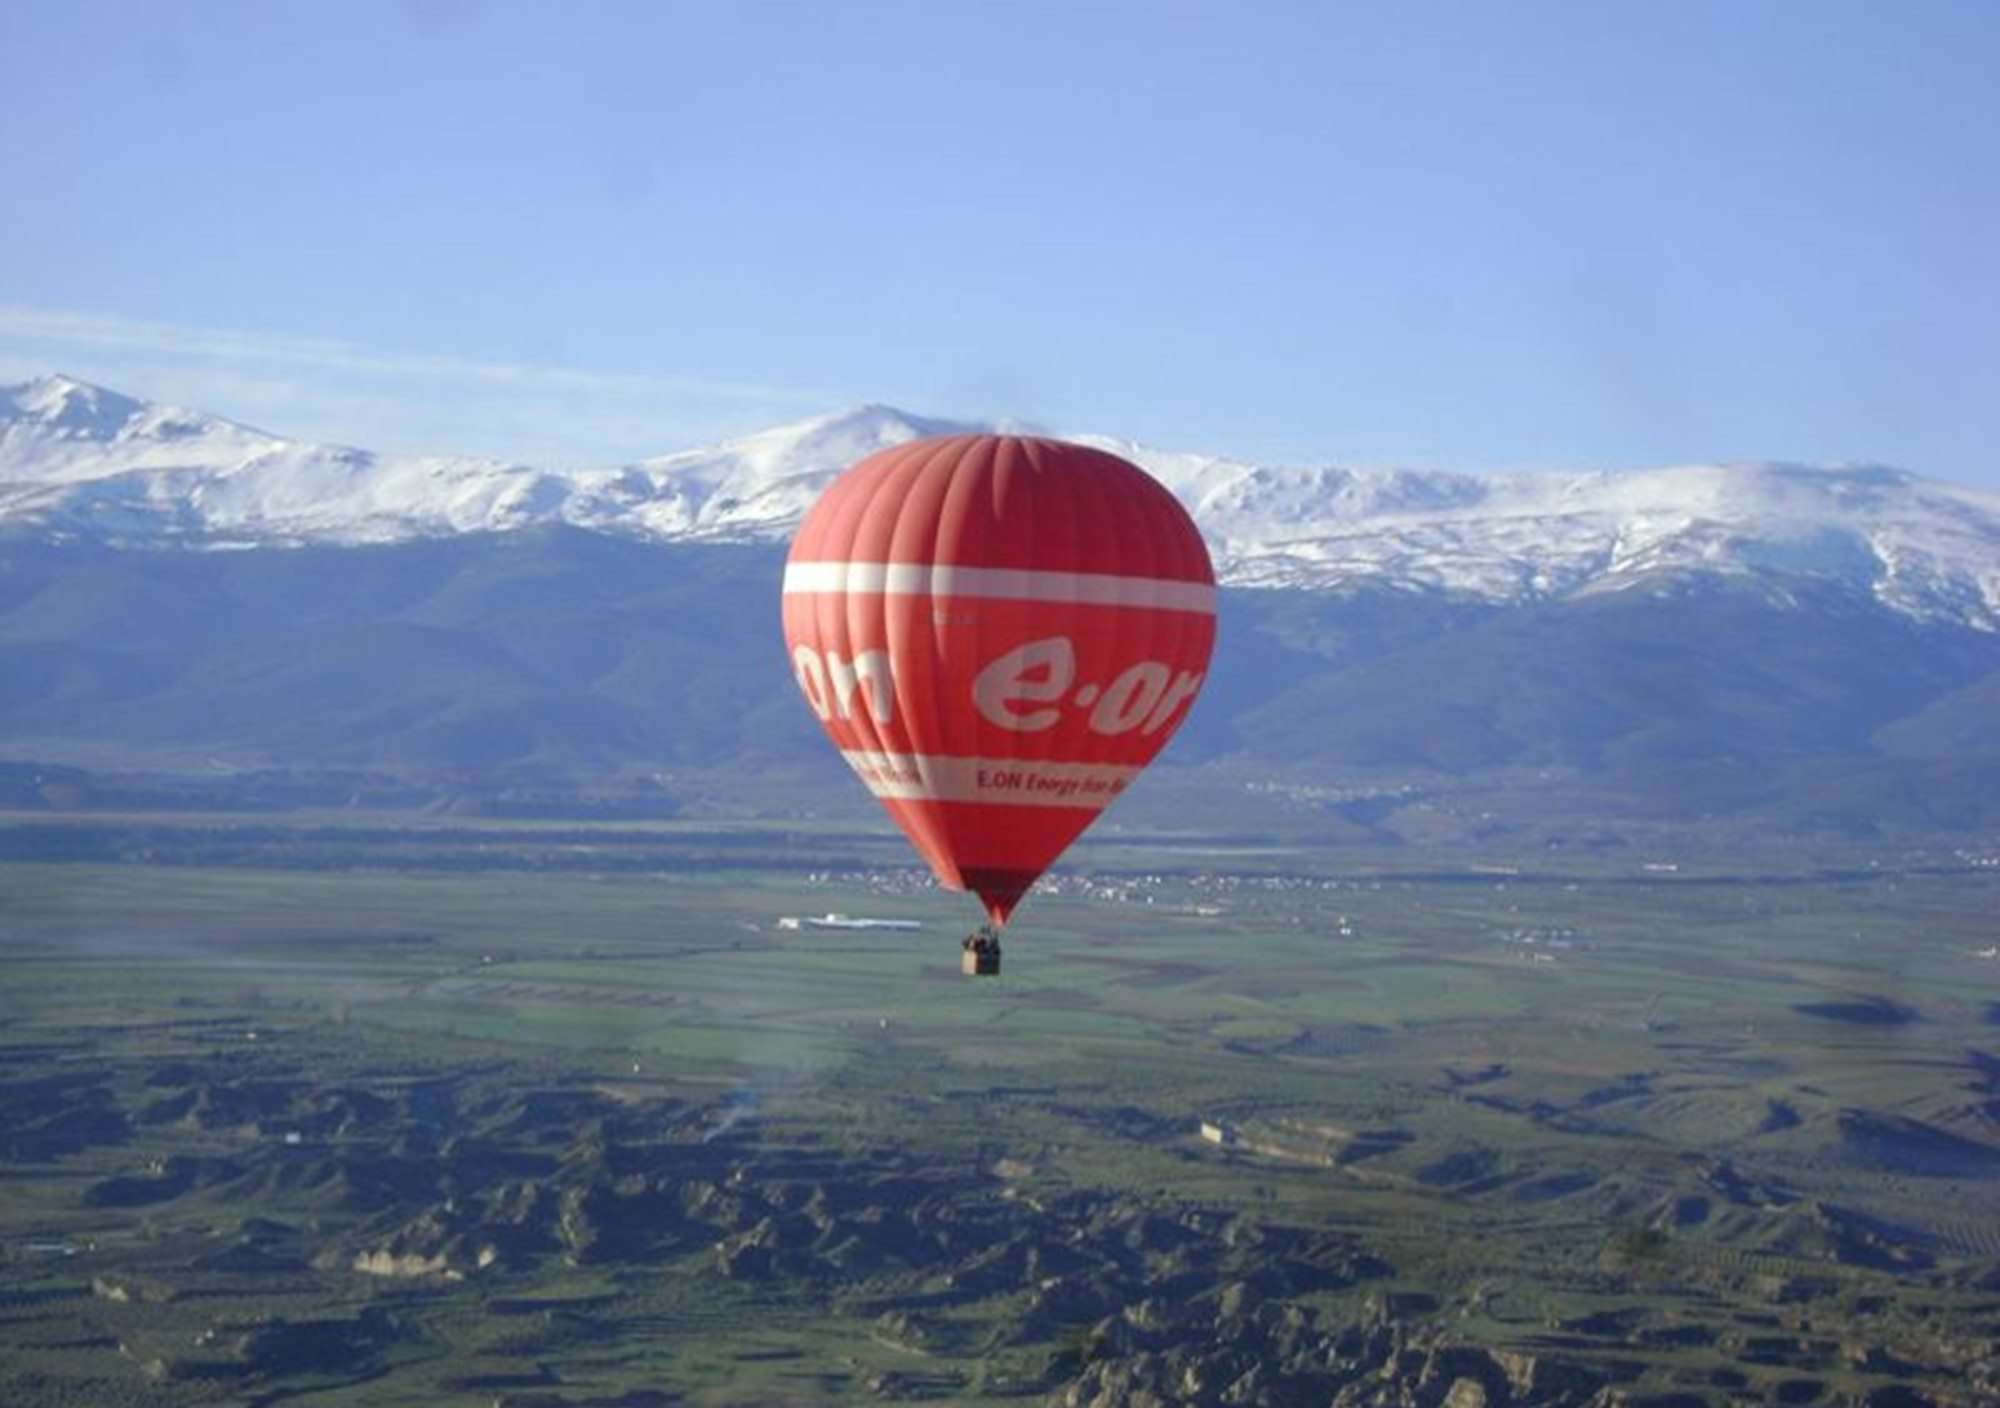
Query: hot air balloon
[{"left": 781, "top": 435, "right": 1216, "bottom": 975}]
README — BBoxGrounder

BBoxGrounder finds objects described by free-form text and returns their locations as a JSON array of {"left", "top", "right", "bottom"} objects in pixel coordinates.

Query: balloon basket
[{"left": 961, "top": 928, "right": 1002, "bottom": 978}]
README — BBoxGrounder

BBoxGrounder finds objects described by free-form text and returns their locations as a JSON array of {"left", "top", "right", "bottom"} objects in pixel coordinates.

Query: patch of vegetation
[{"left": 2, "top": 840, "right": 1997, "bottom": 1405}]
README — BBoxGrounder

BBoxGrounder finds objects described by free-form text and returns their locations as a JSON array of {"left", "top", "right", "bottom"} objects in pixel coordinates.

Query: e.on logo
[
  {"left": 792, "top": 637, "right": 1203, "bottom": 741},
  {"left": 973, "top": 637, "right": 1202, "bottom": 737},
  {"left": 792, "top": 645, "right": 894, "bottom": 725}
]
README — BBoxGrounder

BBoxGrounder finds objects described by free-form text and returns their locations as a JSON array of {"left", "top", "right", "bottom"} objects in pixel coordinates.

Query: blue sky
[{"left": 2, "top": 1, "right": 1995, "bottom": 484}]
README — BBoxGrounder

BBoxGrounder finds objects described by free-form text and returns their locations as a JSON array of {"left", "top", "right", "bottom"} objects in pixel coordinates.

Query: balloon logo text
[
  {"left": 973, "top": 639, "right": 1202, "bottom": 737},
  {"left": 791, "top": 645, "right": 893, "bottom": 725}
]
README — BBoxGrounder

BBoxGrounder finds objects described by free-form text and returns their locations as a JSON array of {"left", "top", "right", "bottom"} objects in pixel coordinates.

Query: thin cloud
[
  {"left": 0, "top": 305, "right": 844, "bottom": 464},
  {"left": 0, "top": 305, "right": 827, "bottom": 405}
]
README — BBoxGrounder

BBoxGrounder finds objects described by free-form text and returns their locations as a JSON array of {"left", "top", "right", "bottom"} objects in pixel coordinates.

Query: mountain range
[
  {"left": 6, "top": 373, "right": 1997, "bottom": 629},
  {"left": 3, "top": 373, "right": 1998, "bottom": 847}
]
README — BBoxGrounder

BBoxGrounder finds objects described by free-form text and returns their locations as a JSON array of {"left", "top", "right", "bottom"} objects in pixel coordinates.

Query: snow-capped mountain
[
  {"left": 5, "top": 373, "right": 1997, "bottom": 629},
  {"left": 0, "top": 375, "right": 964, "bottom": 548}
]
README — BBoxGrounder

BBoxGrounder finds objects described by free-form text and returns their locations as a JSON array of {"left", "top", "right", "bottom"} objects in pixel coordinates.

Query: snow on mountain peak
[
  {"left": 1, "top": 375, "right": 1995, "bottom": 628},
  {"left": 6, "top": 373, "right": 179, "bottom": 446},
  {"left": 8, "top": 372, "right": 137, "bottom": 426},
  {"left": 4, "top": 373, "right": 264, "bottom": 450},
  {"left": 634, "top": 403, "right": 975, "bottom": 485}
]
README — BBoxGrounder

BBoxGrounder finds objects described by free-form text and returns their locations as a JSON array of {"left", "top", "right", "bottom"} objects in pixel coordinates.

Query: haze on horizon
[{"left": 1, "top": 1, "right": 1995, "bottom": 487}]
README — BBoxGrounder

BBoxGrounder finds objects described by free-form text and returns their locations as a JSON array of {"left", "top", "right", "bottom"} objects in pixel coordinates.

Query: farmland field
[{"left": 2, "top": 814, "right": 1997, "bottom": 1406}]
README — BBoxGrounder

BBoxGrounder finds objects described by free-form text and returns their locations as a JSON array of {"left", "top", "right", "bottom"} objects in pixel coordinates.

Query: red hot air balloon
[{"left": 781, "top": 435, "right": 1216, "bottom": 969}]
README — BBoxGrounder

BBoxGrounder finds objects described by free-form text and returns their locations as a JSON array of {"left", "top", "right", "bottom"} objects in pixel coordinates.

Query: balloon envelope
[{"left": 782, "top": 435, "right": 1216, "bottom": 926}]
